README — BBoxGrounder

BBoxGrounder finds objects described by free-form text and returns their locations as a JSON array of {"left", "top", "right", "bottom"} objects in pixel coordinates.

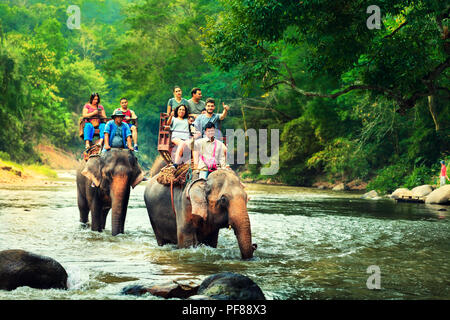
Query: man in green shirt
[{"left": 187, "top": 87, "right": 206, "bottom": 117}]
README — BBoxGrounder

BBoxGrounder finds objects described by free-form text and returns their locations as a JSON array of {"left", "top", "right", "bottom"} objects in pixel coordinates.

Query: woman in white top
[
  {"left": 167, "top": 104, "right": 192, "bottom": 165},
  {"left": 167, "top": 104, "right": 190, "bottom": 145}
]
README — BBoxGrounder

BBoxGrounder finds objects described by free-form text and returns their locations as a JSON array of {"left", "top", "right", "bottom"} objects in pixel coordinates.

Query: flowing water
[{"left": 0, "top": 171, "right": 449, "bottom": 300}]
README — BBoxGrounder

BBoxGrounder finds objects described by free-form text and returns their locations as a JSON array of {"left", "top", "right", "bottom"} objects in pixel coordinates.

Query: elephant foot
[{"left": 79, "top": 222, "right": 90, "bottom": 229}]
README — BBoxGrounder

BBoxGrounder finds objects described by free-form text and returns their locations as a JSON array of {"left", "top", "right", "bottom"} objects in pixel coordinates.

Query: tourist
[{"left": 82, "top": 93, "right": 107, "bottom": 149}]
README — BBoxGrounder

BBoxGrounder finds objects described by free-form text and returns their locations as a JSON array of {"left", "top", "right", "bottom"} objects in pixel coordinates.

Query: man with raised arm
[{"left": 193, "top": 98, "right": 230, "bottom": 140}]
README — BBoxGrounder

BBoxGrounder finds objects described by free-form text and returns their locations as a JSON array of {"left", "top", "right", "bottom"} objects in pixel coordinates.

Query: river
[{"left": 0, "top": 171, "right": 449, "bottom": 300}]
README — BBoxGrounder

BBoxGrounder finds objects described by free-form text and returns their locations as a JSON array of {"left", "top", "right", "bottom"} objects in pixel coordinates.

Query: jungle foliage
[{"left": 0, "top": 0, "right": 448, "bottom": 192}]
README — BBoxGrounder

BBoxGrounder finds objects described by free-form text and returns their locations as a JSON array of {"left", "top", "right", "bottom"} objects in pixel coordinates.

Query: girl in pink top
[{"left": 82, "top": 93, "right": 107, "bottom": 149}]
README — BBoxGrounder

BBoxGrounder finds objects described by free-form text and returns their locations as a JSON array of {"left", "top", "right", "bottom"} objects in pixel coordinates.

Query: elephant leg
[
  {"left": 90, "top": 194, "right": 103, "bottom": 232},
  {"left": 77, "top": 192, "right": 89, "bottom": 226},
  {"left": 177, "top": 227, "right": 198, "bottom": 248},
  {"left": 202, "top": 230, "right": 220, "bottom": 248},
  {"left": 101, "top": 208, "right": 109, "bottom": 231}
]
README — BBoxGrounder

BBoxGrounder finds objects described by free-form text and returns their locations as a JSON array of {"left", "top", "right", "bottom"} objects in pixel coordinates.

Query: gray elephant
[
  {"left": 0, "top": 250, "right": 68, "bottom": 291},
  {"left": 76, "top": 149, "right": 145, "bottom": 235},
  {"left": 144, "top": 168, "right": 255, "bottom": 259}
]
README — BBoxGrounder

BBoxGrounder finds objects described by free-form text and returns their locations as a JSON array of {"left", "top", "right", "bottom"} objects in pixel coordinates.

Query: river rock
[
  {"left": 389, "top": 188, "right": 413, "bottom": 199},
  {"left": 411, "top": 185, "right": 434, "bottom": 197},
  {"left": 0, "top": 249, "right": 68, "bottom": 291},
  {"left": 425, "top": 185, "right": 450, "bottom": 204},
  {"left": 197, "top": 272, "right": 265, "bottom": 300},
  {"left": 361, "top": 190, "right": 378, "bottom": 199},
  {"left": 187, "top": 295, "right": 215, "bottom": 300},
  {"left": 121, "top": 284, "right": 150, "bottom": 296},
  {"left": 122, "top": 281, "right": 199, "bottom": 299},
  {"left": 332, "top": 183, "right": 347, "bottom": 191}
]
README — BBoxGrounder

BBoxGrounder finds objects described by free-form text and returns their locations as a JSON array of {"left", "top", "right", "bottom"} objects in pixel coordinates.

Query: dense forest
[{"left": 0, "top": 0, "right": 448, "bottom": 193}]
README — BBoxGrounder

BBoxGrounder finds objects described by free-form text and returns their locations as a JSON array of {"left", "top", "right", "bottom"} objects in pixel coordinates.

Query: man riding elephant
[
  {"left": 103, "top": 110, "right": 134, "bottom": 153},
  {"left": 192, "top": 122, "right": 229, "bottom": 180}
]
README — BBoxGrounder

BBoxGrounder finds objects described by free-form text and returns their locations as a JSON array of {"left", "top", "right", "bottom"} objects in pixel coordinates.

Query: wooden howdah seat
[
  {"left": 157, "top": 112, "right": 227, "bottom": 165},
  {"left": 79, "top": 117, "right": 138, "bottom": 139},
  {"left": 158, "top": 113, "right": 175, "bottom": 164}
]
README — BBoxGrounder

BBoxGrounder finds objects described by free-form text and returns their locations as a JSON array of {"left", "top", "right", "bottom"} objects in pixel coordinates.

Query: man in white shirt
[{"left": 193, "top": 122, "right": 229, "bottom": 179}]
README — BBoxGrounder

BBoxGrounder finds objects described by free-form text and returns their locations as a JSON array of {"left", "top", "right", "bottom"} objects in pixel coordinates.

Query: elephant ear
[
  {"left": 129, "top": 157, "right": 145, "bottom": 189},
  {"left": 81, "top": 157, "right": 102, "bottom": 187},
  {"left": 131, "top": 170, "right": 145, "bottom": 189},
  {"left": 187, "top": 180, "right": 207, "bottom": 220}
]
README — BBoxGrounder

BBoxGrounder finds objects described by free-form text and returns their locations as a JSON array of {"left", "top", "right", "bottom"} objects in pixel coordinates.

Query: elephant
[
  {"left": 76, "top": 148, "right": 145, "bottom": 235},
  {"left": 144, "top": 167, "right": 256, "bottom": 259},
  {"left": 0, "top": 250, "right": 68, "bottom": 291}
]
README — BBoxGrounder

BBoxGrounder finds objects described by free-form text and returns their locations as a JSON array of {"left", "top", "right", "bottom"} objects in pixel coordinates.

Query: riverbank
[
  {"left": 240, "top": 173, "right": 368, "bottom": 191},
  {"left": 0, "top": 144, "right": 79, "bottom": 187}
]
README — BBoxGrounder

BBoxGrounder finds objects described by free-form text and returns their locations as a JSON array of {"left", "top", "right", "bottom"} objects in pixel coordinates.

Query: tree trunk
[{"left": 428, "top": 95, "right": 440, "bottom": 132}]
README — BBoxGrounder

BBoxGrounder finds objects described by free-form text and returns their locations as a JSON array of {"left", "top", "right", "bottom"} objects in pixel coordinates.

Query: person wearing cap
[
  {"left": 114, "top": 97, "right": 139, "bottom": 152},
  {"left": 439, "top": 160, "right": 449, "bottom": 187},
  {"left": 103, "top": 110, "right": 134, "bottom": 152}
]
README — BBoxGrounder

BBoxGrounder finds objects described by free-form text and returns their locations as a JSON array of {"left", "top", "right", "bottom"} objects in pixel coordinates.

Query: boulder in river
[
  {"left": 197, "top": 272, "right": 265, "bottom": 300},
  {"left": 332, "top": 183, "right": 347, "bottom": 191},
  {"left": 0, "top": 249, "right": 68, "bottom": 291},
  {"left": 411, "top": 185, "right": 434, "bottom": 197},
  {"left": 389, "top": 188, "right": 413, "bottom": 199},
  {"left": 122, "top": 281, "right": 199, "bottom": 299},
  {"left": 187, "top": 295, "right": 214, "bottom": 300},
  {"left": 425, "top": 185, "right": 450, "bottom": 205},
  {"left": 361, "top": 190, "right": 379, "bottom": 199}
]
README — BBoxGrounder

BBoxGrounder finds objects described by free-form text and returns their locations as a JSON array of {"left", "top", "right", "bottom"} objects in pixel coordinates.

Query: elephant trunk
[
  {"left": 110, "top": 174, "right": 130, "bottom": 236},
  {"left": 228, "top": 197, "right": 253, "bottom": 260}
]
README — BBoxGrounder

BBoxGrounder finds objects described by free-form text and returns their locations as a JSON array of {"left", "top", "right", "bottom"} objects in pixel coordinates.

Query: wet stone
[
  {"left": 121, "top": 281, "right": 199, "bottom": 299},
  {"left": 197, "top": 272, "right": 265, "bottom": 300}
]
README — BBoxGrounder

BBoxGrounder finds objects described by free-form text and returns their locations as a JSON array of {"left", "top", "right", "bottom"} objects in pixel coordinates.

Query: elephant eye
[{"left": 218, "top": 195, "right": 228, "bottom": 206}]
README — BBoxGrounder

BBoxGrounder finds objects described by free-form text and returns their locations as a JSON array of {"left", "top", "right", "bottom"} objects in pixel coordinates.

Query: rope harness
[
  {"left": 156, "top": 163, "right": 191, "bottom": 216},
  {"left": 83, "top": 144, "right": 102, "bottom": 161}
]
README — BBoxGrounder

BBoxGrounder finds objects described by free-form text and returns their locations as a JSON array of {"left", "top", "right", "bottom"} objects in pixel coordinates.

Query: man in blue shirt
[
  {"left": 193, "top": 98, "right": 230, "bottom": 140},
  {"left": 103, "top": 110, "right": 134, "bottom": 152}
]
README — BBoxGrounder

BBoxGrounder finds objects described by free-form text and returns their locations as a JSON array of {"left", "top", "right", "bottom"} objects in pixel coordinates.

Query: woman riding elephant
[
  {"left": 77, "top": 148, "right": 145, "bottom": 235},
  {"left": 83, "top": 93, "right": 107, "bottom": 149},
  {"left": 144, "top": 168, "right": 255, "bottom": 260}
]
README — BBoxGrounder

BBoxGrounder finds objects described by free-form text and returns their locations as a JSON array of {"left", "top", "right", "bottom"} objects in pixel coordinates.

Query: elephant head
[
  {"left": 186, "top": 169, "right": 255, "bottom": 260},
  {"left": 81, "top": 149, "right": 144, "bottom": 235}
]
